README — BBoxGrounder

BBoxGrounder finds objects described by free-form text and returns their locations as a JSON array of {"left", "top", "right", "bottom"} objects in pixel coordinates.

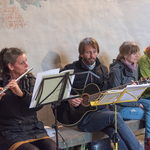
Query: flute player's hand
[{"left": 7, "top": 80, "right": 23, "bottom": 97}]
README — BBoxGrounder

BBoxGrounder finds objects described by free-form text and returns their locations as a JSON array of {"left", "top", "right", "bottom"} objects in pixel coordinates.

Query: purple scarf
[{"left": 120, "top": 59, "right": 136, "bottom": 72}]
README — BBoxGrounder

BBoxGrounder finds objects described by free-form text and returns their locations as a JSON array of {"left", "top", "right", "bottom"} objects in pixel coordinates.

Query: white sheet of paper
[
  {"left": 44, "top": 126, "right": 56, "bottom": 138},
  {"left": 118, "top": 84, "right": 150, "bottom": 102},
  {"left": 29, "top": 68, "right": 60, "bottom": 108},
  {"left": 94, "top": 84, "right": 150, "bottom": 105}
]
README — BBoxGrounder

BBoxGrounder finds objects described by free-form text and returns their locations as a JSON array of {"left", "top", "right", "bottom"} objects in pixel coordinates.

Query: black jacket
[
  {"left": 0, "top": 73, "right": 48, "bottom": 150},
  {"left": 57, "top": 57, "right": 111, "bottom": 126}
]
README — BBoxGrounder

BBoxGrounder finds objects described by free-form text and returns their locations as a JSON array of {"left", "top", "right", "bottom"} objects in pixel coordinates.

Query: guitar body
[{"left": 57, "top": 83, "right": 100, "bottom": 127}]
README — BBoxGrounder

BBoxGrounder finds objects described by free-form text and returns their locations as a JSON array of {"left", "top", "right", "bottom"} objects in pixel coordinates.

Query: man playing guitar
[{"left": 57, "top": 37, "right": 143, "bottom": 150}]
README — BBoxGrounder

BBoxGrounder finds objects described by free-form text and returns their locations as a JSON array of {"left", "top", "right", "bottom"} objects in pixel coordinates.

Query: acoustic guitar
[{"left": 57, "top": 77, "right": 150, "bottom": 127}]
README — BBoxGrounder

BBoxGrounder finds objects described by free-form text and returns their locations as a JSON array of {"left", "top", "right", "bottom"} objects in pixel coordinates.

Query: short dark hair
[
  {"left": 117, "top": 41, "right": 140, "bottom": 60},
  {"left": 0, "top": 47, "right": 25, "bottom": 78},
  {"left": 78, "top": 37, "right": 99, "bottom": 56}
]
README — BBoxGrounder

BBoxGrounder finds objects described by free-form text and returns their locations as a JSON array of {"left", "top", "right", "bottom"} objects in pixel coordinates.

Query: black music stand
[
  {"left": 31, "top": 70, "right": 100, "bottom": 150},
  {"left": 33, "top": 71, "right": 77, "bottom": 150}
]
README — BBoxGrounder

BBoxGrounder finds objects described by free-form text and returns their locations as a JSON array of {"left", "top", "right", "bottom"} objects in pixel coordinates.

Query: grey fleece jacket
[{"left": 109, "top": 60, "right": 140, "bottom": 112}]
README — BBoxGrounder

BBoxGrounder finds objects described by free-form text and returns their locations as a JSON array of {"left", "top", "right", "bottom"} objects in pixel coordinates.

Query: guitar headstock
[{"left": 138, "top": 76, "right": 150, "bottom": 84}]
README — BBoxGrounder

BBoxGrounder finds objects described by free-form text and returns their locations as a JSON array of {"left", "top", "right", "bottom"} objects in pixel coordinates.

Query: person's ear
[
  {"left": 124, "top": 54, "right": 128, "bottom": 59},
  {"left": 8, "top": 63, "right": 14, "bottom": 71}
]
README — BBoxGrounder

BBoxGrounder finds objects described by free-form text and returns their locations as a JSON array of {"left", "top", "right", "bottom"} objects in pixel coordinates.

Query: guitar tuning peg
[{"left": 140, "top": 77, "right": 143, "bottom": 81}]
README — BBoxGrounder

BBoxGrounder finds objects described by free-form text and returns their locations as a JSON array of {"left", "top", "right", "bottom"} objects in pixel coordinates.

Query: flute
[{"left": 0, "top": 67, "right": 33, "bottom": 95}]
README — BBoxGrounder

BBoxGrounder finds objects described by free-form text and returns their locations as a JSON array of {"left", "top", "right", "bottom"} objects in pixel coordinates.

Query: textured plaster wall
[{"left": 1, "top": 0, "right": 150, "bottom": 126}]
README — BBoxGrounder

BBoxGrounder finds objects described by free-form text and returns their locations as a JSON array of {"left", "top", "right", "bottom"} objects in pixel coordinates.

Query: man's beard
[{"left": 83, "top": 57, "right": 96, "bottom": 65}]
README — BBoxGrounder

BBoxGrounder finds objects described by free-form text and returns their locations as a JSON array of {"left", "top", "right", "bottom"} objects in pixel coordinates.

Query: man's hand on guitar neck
[{"left": 68, "top": 97, "right": 83, "bottom": 107}]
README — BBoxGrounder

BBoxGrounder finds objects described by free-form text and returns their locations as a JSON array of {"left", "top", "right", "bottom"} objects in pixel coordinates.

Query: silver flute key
[{"left": 0, "top": 67, "right": 33, "bottom": 95}]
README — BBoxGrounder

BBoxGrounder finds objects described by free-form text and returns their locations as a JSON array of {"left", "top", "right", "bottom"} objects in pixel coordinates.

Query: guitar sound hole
[{"left": 82, "top": 94, "right": 90, "bottom": 107}]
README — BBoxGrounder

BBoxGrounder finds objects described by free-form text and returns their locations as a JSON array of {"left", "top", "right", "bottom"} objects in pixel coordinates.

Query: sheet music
[
  {"left": 90, "top": 84, "right": 150, "bottom": 106},
  {"left": 67, "top": 74, "right": 75, "bottom": 97},
  {"left": 29, "top": 68, "right": 60, "bottom": 108},
  {"left": 29, "top": 69, "right": 75, "bottom": 108},
  {"left": 91, "top": 90, "right": 121, "bottom": 106},
  {"left": 57, "top": 69, "right": 75, "bottom": 97},
  {"left": 117, "top": 84, "right": 150, "bottom": 102}
]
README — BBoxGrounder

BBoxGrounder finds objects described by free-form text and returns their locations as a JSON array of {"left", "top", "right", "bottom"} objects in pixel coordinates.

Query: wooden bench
[{"left": 50, "top": 120, "right": 145, "bottom": 149}]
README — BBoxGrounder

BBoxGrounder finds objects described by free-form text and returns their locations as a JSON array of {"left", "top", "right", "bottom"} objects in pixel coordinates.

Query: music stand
[
  {"left": 32, "top": 70, "right": 75, "bottom": 150},
  {"left": 90, "top": 83, "right": 150, "bottom": 150},
  {"left": 31, "top": 70, "right": 99, "bottom": 150}
]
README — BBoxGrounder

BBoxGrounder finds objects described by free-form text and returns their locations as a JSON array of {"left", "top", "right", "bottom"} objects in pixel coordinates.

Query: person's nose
[
  {"left": 25, "top": 62, "right": 28, "bottom": 67},
  {"left": 90, "top": 52, "right": 94, "bottom": 57}
]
